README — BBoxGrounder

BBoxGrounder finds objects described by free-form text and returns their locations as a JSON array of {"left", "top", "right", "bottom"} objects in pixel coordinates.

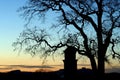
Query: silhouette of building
[{"left": 63, "top": 46, "right": 77, "bottom": 80}]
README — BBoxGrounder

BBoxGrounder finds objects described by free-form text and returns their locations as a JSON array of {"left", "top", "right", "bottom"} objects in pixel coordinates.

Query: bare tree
[
  {"left": 13, "top": 26, "right": 98, "bottom": 72},
  {"left": 13, "top": 0, "right": 120, "bottom": 79}
]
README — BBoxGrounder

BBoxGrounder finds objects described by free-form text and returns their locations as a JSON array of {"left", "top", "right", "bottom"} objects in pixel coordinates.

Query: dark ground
[{"left": 0, "top": 68, "right": 119, "bottom": 80}]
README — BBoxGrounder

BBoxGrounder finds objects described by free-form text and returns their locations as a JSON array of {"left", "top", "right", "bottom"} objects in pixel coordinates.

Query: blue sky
[
  {"left": 0, "top": 0, "right": 41, "bottom": 65},
  {"left": 0, "top": 0, "right": 65, "bottom": 67},
  {"left": 0, "top": 1, "right": 89, "bottom": 71},
  {"left": 0, "top": 0, "right": 96, "bottom": 72},
  {"left": 0, "top": 0, "right": 25, "bottom": 50}
]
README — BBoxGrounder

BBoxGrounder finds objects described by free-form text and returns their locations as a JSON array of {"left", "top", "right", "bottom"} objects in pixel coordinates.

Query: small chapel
[{"left": 63, "top": 46, "right": 78, "bottom": 80}]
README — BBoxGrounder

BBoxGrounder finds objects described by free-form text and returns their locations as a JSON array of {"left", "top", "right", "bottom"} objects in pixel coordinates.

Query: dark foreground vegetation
[{"left": 0, "top": 68, "right": 119, "bottom": 80}]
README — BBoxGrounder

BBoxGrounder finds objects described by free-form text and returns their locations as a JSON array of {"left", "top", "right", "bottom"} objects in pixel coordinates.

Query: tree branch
[
  {"left": 65, "top": 1, "right": 98, "bottom": 32},
  {"left": 111, "top": 40, "right": 120, "bottom": 59}
]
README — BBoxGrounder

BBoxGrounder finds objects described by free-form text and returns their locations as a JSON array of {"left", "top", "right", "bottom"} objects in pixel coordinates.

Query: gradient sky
[
  {"left": 0, "top": 1, "right": 91, "bottom": 72},
  {"left": 0, "top": 0, "right": 120, "bottom": 72},
  {"left": 0, "top": 0, "right": 44, "bottom": 65},
  {"left": 0, "top": 0, "right": 67, "bottom": 67}
]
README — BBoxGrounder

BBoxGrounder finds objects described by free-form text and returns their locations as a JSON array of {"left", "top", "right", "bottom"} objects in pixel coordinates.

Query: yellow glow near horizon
[{"left": 0, "top": 51, "right": 120, "bottom": 72}]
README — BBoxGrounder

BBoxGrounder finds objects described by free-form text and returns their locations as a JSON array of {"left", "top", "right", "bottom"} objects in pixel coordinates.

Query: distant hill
[{"left": 0, "top": 68, "right": 119, "bottom": 80}]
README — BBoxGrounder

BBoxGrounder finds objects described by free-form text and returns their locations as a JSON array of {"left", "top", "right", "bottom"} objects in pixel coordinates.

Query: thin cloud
[
  {"left": 0, "top": 67, "right": 13, "bottom": 70},
  {"left": 8, "top": 65, "right": 54, "bottom": 69},
  {"left": 78, "top": 64, "right": 91, "bottom": 66},
  {"left": 106, "top": 67, "right": 120, "bottom": 73}
]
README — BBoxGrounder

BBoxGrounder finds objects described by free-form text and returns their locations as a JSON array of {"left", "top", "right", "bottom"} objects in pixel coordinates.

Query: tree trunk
[
  {"left": 98, "top": 50, "right": 105, "bottom": 80},
  {"left": 89, "top": 56, "right": 97, "bottom": 74}
]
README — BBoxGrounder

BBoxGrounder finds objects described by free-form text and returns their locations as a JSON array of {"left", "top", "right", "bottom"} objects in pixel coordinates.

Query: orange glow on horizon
[
  {"left": 0, "top": 65, "right": 64, "bottom": 73},
  {"left": 0, "top": 64, "right": 89, "bottom": 72}
]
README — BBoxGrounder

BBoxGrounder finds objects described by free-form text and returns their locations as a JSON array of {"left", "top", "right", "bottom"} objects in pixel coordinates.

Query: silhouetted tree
[
  {"left": 13, "top": 0, "right": 120, "bottom": 80},
  {"left": 13, "top": 27, "right": 98, "bottom": 72}
]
